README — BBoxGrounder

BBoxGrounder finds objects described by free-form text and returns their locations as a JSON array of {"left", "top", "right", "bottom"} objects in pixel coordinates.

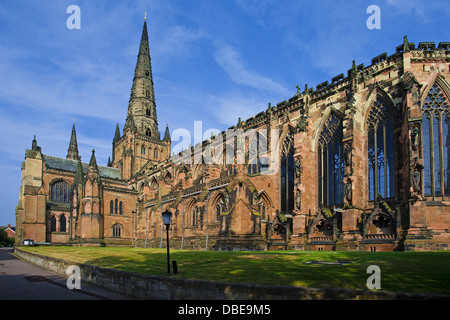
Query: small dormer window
[{"left": 145, "top": 70, "right": 149, "bottom": 77}]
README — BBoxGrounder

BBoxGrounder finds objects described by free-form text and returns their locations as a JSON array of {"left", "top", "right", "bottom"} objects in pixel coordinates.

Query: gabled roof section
[{"left": 42, "top": 154, "right": 122, "bottom": 180}]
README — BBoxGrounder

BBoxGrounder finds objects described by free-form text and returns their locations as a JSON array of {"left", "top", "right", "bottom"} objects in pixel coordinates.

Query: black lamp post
[{"left": 162, "top": 209, "right": 172, "bottom": 275}]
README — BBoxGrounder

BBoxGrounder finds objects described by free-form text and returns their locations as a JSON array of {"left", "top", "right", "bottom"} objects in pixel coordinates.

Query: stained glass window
[
  {"left": 281, "top": 138, "right": 295, "bottom": 212},
  {"left": 367, "top": 98, "right": 396, "bottom": 200},
  {"left": 60, "top": 215, "right": 66, "bottom": 232},
  {"left": 422, "top": 85, "right": 450, "bottom": 198},
  {"left": 318, "top": 113, "right": 344, "bottom": 206},
  {"left": 50, "top": 180, "right": 72, "bottom": 203}
]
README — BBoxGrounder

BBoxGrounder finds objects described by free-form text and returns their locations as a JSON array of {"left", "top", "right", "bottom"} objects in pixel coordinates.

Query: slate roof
[{"left": 42, "top": 154, "right": 122, "bottom": 180}]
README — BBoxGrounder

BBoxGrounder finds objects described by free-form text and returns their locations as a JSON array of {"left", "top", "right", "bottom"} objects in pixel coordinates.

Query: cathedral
[{"left": 15, "top": 21, "right": 450, "bottom": 251}]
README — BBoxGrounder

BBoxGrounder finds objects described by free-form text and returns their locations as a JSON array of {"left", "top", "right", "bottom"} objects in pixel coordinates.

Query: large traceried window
[
  {"left": 50, "top": 180, "right": 72, "bottom": 203},
  {"left": 422, "top": 85, "right": 450, "bottom": 198},
  {"left": 281, "top": 132, "right": 295, "bottom": 212},
  {"left": 367, "top": 97, "right": 396, "bottom": 200},
  {"left": 318, "top": 113, "right": 345, "bottom": 207}
]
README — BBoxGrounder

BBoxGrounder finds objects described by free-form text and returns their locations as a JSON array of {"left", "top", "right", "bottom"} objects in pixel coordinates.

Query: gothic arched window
[
  {"left": 112, "top": 224, "right": 122, "bottom": 237},
  {"left": 50, "top": 216, "right": 57, "bottom": 232},
  {"left": 259, "top": 202, "right": 266, "bottom": 220},
  {"left": 216, "top": 204, "right": 222, "bottom": 222},
  {"left": 367, "top": 97, "right": 396, "bottom": 200},
  {"left": 59, "top": 215, "right": 66, "bottom": 232},
  {"left": 318, "top": 113, "right": 345, "bottom": 206},
  {"left": 50, "top": 180, "right": 72, "bottom": 203},
  {"left": 191, "top": 206, "right": 198, "bottom": 226},
  {"left": 110, "top": 200, "right": 114, "bottom": 214},
  {"left": 281, "top": 132, "right": 295, "bottom": 212},
  {"left": 422, "top": 85, "right": 450, "bottom": 198}
]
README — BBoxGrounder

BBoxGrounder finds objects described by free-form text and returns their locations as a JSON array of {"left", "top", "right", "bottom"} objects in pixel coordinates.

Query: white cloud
[
  {"left": 154, "top": 26, "right": 209, "bottom": 59},
  {"left": 213, "top": 42, "right": 290, "bottom": 96},
  {"left": 206, "top": 94, "right": 268, "bottom": 127},
  {"left": 234, "top": 0, "right": 276, "bottom": 18}
]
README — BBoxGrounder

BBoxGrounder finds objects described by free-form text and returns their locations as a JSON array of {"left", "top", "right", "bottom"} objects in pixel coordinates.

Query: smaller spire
[
  {"left": 73, "top": 159, "right": 84, "bottom": 186},
  {"left": 31, "top": 135, "right": 38, "bottom": 151},
  {"left": 236, "top": 117, "right": 242, "bottom": 129},
  {"left": 67, "top": 120, "right": 80, "bottom": 160},
  {"left": 89, "top": 149, "right": 98, "bottom": 169},
  {"left": 163, "top": 124, "right": 171, "bottom": 142},
  {"left": 113, "top": 123, "right": 121, "bottom": 144},
  {"left": 87, "top": 149, "right": 101, "bottom": 184},
  {"left": 403, "top": 35, "right": 410, "bottom": 53}
]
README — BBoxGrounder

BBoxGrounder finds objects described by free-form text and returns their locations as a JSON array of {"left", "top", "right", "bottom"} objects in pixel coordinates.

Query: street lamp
[{"left": 162, "top": 209, "right": 172, "bottom": 275}]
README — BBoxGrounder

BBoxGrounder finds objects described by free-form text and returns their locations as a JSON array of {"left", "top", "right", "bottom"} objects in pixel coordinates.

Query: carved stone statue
[
  {"left": 344, "top": 143, "right": 352, "bottom": 166},
  {"left": 295, "top": 190, "right": 301, "bottom": 210},
  {"left": 345, "top": 180, "right": 352, "bottom": 203},
  {"left": 411, "top": 127, "right": 420, "bottom": 151},
  {"left": 294, "top": 158, "right": 301, "bottom": 180},
  {"left": 412, "top": 169, "right": 421, "bottom": 191}
]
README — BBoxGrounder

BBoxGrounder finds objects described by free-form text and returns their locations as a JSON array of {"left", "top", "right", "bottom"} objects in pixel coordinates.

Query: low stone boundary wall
[{"left": 14, "top": 247, "right": 449, "bottom": 300}]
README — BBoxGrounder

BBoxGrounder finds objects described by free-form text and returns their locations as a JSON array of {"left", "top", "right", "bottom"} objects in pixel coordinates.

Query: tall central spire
[{"left": 125, "top": 19, "right": 159, "bottom": 139}]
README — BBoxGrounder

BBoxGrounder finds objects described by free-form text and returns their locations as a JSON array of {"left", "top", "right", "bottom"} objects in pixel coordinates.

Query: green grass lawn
[{"left": 19, "top": 246, "right": 450, "bottom": 295}]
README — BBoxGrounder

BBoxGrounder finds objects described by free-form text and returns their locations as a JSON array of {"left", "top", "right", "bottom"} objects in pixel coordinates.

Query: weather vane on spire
[{"left": 145, "top": 12, "right": 147, "bottom": 21}]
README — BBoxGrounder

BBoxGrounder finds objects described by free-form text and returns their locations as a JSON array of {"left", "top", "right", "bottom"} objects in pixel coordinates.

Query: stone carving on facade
[
  {"left": 344, "top": 142, "right": 352, "bottom": 167},
  {"left": 281, "top": 130, "right": 294, "bottom": 157},
  {"left": 294, "top": 158, "right": 301, "bottom": 180},
  {"left": 344, "top": 179, "right": 352, "bottom": 204},
  {"left": 362, "top": 196, "right": 399, "bottom": 241},
  {"left": 401, "top": 71, "right": 422, "bottom": 94},
  {"left": 410, "top": 125, "right": 420, "bottom": 152},
  {"left": 295, "top": 190, "right": 301, "bottom": 210},
  {"left": 410, "top": 157, "right": 424, "bottom": 200}
]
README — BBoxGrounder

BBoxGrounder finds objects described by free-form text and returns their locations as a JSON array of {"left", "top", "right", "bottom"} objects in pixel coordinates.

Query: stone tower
[{"left": 112, "top": 20, "right": 171, "bottom": 180}]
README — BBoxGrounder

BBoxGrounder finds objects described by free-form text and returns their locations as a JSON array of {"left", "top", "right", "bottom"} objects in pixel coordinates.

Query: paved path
[{"left": 0, "top": 248, "right": 130, "bottom": 300}]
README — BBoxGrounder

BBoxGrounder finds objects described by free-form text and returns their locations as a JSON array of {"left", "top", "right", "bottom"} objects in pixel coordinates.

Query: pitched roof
[{"left": 42, "top": 154, "right": 122, "bottom": 180}]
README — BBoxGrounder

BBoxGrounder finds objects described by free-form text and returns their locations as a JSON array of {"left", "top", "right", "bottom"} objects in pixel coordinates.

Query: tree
[{"left": 0, "top": 229, "right": 14, "bottom": 247}]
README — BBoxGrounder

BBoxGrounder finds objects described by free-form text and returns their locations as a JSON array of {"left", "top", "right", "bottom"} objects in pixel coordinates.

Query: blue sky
[{"left": 0, "top": 0, "right": 449, "bottom": 226}]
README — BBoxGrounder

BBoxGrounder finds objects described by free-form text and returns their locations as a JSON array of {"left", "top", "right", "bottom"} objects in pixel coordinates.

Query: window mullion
[
  {"left": 430, "top": 116, "right": 435, "bottom": 200},
  {"left": 439, "top": 115, "right": 445, "bottom": 199},
  {"left": 374, "top": 126, "right": 378, "bottom": 198},
  {"left": 383, "top": 124, "right": 388, "bottom": 198}
]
